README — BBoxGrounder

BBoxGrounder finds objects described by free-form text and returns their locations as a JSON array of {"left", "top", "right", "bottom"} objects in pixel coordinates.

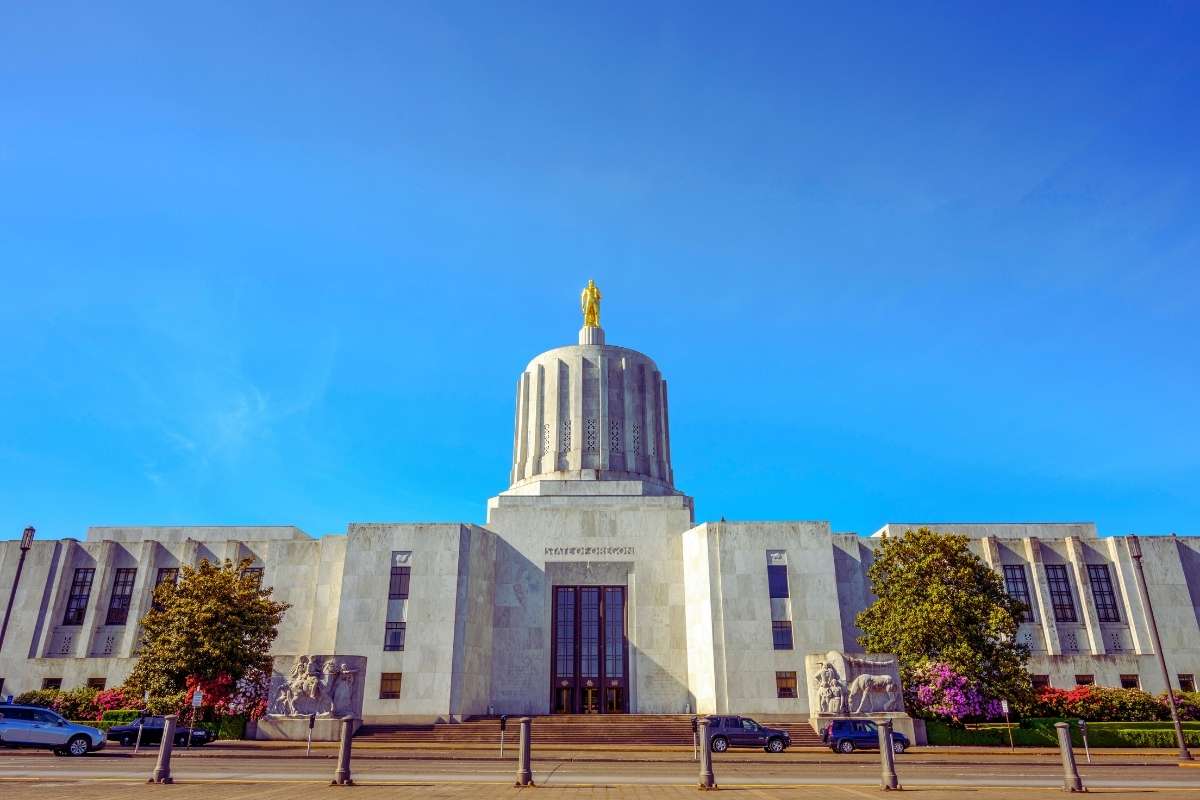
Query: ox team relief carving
[
  {"left": 267, "top": 654, "right": 365, "bottom": 717},
  {"left": 807, "top": 651, "right": 904, "bottom": 715}
]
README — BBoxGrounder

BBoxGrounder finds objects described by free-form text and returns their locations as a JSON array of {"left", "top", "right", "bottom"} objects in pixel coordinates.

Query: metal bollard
[
  {"left": 877, "top": 718, "right": 900, "bottom": 791},
  {"left": 148, "top": 714, "right": 177, "bottom": 784},
  {"left": 1055, "top": 722, "right": 1084, "bottom": 793},
  {"left": 697, "top": 717, "right": 716, "bottom": 790},
  {"left": 331, "top": 715, "right": 356, "bottom": 786},
  {"left": 514, "top": 716, "right": 534, "bottom": 786}
]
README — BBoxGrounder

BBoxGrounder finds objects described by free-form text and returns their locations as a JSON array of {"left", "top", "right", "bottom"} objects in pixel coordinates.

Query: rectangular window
[
  {"left": 155, "top": 568, "right": 178, "bottom": 586},
  {"left": 383, "top": 622, "right": 406, "bottom": 652},
  {"left": 389, "top": 566, "right": 411, "bottom": 599},
  {"left": 86, "top": 677, "right": 107, "bottom": 690},
  {"left": 603, "top": 587, "right": 625, "bottom": 679},
  {"left": 62, "top": 568, "right": 95, "bottom": 625},
  {"left": 1031, "top": 674, "right": 1051, "bottom": 691},
  {"left": 1003, "top": 565, "right": 1033, "bottom": 622},
  {"left": 1074, "top": 674, "right": 1095, "bottom": 686},
  {"left": 554, "top": 587, "right": 576, "bottom": 677},
  {"left": 580, "top": 588, "right": 600, "bottom": 678},
  {"left": 379, "top": 672, "right": 402, "bottom": 699},
  {"left": 1179, "top": 674, "right": 1196, "bottom": 693},
  {"left": 1087, "top": 564, "right": 1120, "bottom": 623},
  {"left": 775, "top": 671, "right": 797, "bottom": 699},
  {"left": 242, "top": 567, "right": 263, "bottom": 587},
  {"left": 772, "top": 620, "right": 793, "bottom": 650},
  {"left": 1044, "top": 565, "right": 1077, "bottom": 623},
  {"left": 1119, "top": 674, "right": 1140, "bottom": 689},
  {"left": 105, "top": 568, "right": 137, "bottom": 625},
  {"left": 767, "top": 564, "right": 790, "bottom": 599},
  {"left": 42, "top": 678, "right": 62, "bottom": 690}
]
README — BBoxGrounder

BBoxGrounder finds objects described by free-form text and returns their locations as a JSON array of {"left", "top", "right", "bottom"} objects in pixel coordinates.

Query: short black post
[
  {"left": 331, "top": 715, "right": 355, "bottom": 786},
  {"left": 1055, "top": 722, "right": 1084, "bottom": 793},
  {"left": 697, "top": 717, "right": 716, "bottom": 790},
  {"left": 515, "top": 716, "right": 534, "bottom": 786},
  {"left": 148, "top": 714, "right": 177, "bottom": 784},
  {"left": 878, "top": 718, "right": 900, "bottom": 791}
]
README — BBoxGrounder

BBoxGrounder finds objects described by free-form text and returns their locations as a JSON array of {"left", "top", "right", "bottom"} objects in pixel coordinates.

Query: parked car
[
  {"left": 705, "top": 715, "right": 791, "bottom": 753},
  {"left": 0, "top": 704, "right": 106, "bottom": 756},
  {"left": 821, "top": 718, "right": 909, "bottom": 754},
  {"left": 107, "top": 716, "right": 213, "bottom": 747}
]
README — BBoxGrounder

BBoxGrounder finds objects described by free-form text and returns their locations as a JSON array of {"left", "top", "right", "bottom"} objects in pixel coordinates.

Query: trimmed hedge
[
  {"left": 928, "top": 718, "right": 1200, "bottom": 747},
  {"left": 101, "top": 709, "right": 141, "bottom": 724}
]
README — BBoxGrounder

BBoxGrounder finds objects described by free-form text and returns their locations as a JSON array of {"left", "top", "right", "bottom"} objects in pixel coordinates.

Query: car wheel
[
  {"left": 67, "top": 736, "right": 90, "bottom": 757},
  {"left": 838, "top": 739, "right": 855, "bottom": 754},
  {"left": 710, "top": 736, "right": 729, "bottom": 753},
  {"left": 891, "top": 740, "right": 906, "bottom": 754},
  {"left": 120, "top": 734, "right": 134, "bottom": 746},
  {"left": 175, "top": 735, "right": 187, "bottom": 747},
  {"left": 766, "top": 737, "right": 785, "bottom": 753}
]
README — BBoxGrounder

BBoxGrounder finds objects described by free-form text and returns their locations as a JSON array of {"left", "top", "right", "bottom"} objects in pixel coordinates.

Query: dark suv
[
  {"left": 822, "top": 718, "right": 909, "bottom": 754},
  {"left": 106, "top": 716, "right": 212, "bottom": 747},
  {"left": 706, "top": 715, "right": 791, "bottom": 753}
]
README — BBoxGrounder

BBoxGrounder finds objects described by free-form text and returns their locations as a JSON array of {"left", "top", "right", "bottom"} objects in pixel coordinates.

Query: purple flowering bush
[{"left": 906, "top": 661, "right": 1004, "bottom": 723}]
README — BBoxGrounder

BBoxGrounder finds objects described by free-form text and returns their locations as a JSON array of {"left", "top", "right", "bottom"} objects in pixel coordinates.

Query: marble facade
[{"left": 2, "top": 322, "right": 1199, "bottom": 735}]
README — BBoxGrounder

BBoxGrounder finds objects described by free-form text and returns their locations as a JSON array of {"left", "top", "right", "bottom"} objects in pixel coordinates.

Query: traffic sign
[{"left": 192, "top": 690, "right": 204, "bottom": 708}]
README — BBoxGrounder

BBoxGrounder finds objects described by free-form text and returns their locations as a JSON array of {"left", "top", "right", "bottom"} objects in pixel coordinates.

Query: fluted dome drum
[{"left": 508, "top": 331, "right": 676, "bottom": 495}]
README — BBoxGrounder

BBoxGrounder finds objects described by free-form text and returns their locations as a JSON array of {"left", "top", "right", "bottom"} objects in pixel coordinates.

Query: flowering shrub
[
  {"left": 51, "top": 687, "right": 99, "bottom": 720},
  {"left": 94, "top": 687, "right": 141, "bottom": 720},
  {"left": 906, "top": 662, "right": 1004, "bottom": 722},
  {"left": 1031, "top": 686, "right": 1166, "bottom": 722},
  {"left": 218, "top": 669, "right": 270, "bottom": 721}
]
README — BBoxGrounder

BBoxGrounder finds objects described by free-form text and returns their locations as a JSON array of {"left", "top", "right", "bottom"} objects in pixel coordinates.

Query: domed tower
[{"left": 507, "top": 281, "right": 678, "bottom": 496}]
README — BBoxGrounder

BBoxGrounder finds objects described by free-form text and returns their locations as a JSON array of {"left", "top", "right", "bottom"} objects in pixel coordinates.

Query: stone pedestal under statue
[
  {"left": 805, "top": 651, "right": 926, "bottom": 745},
  {"left": 255, "top": 654, "right": 367, "bottom": 741}
]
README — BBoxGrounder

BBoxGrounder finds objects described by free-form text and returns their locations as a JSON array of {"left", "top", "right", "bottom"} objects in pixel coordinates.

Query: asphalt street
[{"left": 1, "top": 752, "right": 1198, "bottom": 790}]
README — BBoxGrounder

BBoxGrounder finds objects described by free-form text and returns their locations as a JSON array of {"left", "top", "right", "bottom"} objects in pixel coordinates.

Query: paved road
[{"left": 1, "top": 752, "right": 1198, "bottom": 791}]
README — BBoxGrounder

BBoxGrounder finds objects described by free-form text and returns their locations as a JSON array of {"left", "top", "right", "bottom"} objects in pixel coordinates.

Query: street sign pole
[
  {"left": 135, "top": 690, "right": 150, "bottom": 755},
  {"left": 1002, "top": 699, "right": 1014, "bottom": 751},
  {"left": 187, "top": 690, "right": 203, "bottom": 749}
]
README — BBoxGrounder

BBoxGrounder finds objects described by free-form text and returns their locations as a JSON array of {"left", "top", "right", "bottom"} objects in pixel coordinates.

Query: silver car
[{"left": 0, "top": 704, "right": 106, "bottom": 756}]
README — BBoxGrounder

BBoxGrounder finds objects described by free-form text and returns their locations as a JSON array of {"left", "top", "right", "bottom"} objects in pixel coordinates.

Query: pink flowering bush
[
  {"left": 906, "top": 661, "right": 1004, "bottom": 723},
  {"left": 217, "top": 669, "right": 269, "bottom": 721}
]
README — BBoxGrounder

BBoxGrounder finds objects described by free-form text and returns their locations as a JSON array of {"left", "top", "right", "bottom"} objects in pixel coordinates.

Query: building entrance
[{"left": 551, "top": 585, "right": 628, "bottom": 713}]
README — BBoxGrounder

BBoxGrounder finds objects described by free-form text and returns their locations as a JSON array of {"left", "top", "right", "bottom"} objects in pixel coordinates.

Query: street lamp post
[
  {"left": 0, "top": 526, "right": 36, "bottom": 654},
  {"left": 1127, "top": 534, "right": 1193, "bottom": 761}
]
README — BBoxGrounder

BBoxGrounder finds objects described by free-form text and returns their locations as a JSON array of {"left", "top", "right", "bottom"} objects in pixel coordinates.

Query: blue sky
[{"left": 2, "top": 2, "right": 1198, "bottom": 540}]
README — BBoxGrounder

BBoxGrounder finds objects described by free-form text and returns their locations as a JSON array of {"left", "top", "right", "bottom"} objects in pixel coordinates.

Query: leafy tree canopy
[
  {"left": 856, "top": 527, "right": 1032, "bottom": 705},
  {"left": 126, "top": 559, "right": 289, "bottom": 695}
]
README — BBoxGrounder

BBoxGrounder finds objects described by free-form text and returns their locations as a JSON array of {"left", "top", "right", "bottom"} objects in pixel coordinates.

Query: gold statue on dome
[{"left": 580, "top": 279, "right": 602, "bottom": 328}]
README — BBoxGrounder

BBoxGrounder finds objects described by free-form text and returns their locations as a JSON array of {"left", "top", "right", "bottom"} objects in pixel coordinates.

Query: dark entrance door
[{"left": 551, "top": 585, "right": 628, "bottom": 713}]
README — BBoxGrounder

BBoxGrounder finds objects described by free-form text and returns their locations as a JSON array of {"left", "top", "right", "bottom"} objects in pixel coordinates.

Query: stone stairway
[{"left": 356, "top": 714, "right": 824, "bottom": 747}]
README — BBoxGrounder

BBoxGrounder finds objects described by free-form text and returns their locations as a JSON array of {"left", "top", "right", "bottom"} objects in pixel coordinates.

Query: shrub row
[{"left": 928, "top": 718, "right": 1200, "bottom": 748}]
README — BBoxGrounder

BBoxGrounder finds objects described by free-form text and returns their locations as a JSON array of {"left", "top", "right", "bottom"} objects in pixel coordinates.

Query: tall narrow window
[
  {"left": 767, "top": 564, "right": 790, "bottom": 599},
  {"left": 1002, "top": 565, "right": 1033, "bottom": 622},
  {"left": 772, "top": 620, "right": 793, "bottom": 650},
  {"left": 105, "top": 568, "right": 137, "bottom": 625},
  {"left": 63, "top": 568, "right": 95, "bottom": 625},
  {"left": 1044, "top": 565, "right": 1077, "bottom": 623},
  {"left": 383, "top": 551, "right": 411, "bottom": 651},
  {"left": 580, "top": 588, "right": 600, "bottom": 679},
  {"left": 1087, "top": 564, "right": 1120, "bottom": 623},
  {"left": 555, "top": 587, "right": 576, "bottom": 678},
  {"left": 603, "top": 587, "right": 625, "bottom": 679}
]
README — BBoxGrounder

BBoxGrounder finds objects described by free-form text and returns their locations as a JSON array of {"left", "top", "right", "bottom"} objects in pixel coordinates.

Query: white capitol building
[{"left": 1, "top": 285, "right": 1198, "bottom": 740}]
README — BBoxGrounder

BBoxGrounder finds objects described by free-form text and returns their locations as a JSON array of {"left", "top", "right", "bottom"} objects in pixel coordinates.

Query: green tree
[
  {"left": 126, "top": 559, "right": 289, "bottom": 695},
  {"left": 856, "top": 527, "right": 1032, "bottom": 706}
]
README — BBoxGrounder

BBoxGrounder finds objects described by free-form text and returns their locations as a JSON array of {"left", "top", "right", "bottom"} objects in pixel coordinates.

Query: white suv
[{"left": 0, "top": 704, "right": 106, "bottom": 756}]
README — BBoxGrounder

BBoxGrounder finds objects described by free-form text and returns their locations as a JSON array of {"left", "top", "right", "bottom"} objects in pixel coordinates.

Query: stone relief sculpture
[
  {"left": 268, "top": 654, "right": 361, "bottom": 717},
  {"left": 807, "top": 650, "right": 904, "bottom": 714}
]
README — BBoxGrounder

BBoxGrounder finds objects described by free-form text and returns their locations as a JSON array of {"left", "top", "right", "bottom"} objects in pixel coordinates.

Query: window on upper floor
[
  {"left": 384, "top": 622, "right": 406, "bottom": 652},
  {"left": 63, "top": 568, "right": 95, "bottom": 625},
  {"left": 1086, "top": 564, "right": 1120, "bottom": 623},
  {"left": 1002, "top": 564, "right": 1034, "bottom": 622},
  {"left": 105, "top": 568, "right": 137, "bottom": 625},
  {"left": 155, "top": 568, "right": 178, "bottom": 586},
  {"left": 1044, "top": 565, "right": 1077, "bottom": 623},
  {"left": 389, "top": 565, "right": 411, "bottom": 599},
  {"left": 771, "top": 620, "right": 793, "bottom": 650},
  {"left": 776, "top": 671, "right": 797, "bottom": 699}
]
